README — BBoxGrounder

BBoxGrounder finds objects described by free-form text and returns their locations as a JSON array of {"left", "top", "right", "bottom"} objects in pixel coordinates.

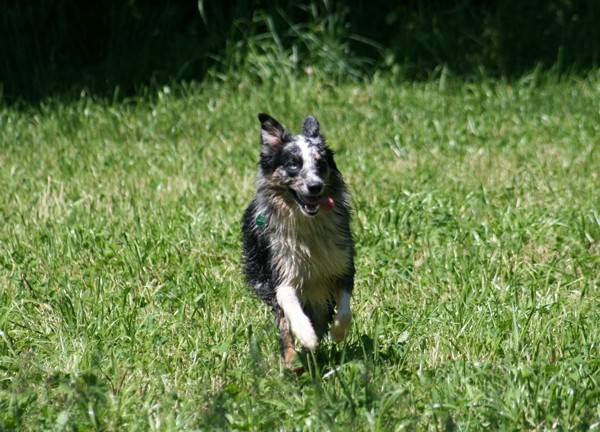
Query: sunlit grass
[{"left": 1, "top": 74, "right": 599, "bottom": 430}]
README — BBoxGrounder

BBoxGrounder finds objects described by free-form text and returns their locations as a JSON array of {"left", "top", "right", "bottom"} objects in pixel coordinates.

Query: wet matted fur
[{"left": 241, "top": 113, "right": 355, "bottom": 369}]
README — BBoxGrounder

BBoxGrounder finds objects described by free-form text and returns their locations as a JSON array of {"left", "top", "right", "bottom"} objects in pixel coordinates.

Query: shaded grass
[{"left": 1, "top": 74, "right": 599, "bottom": 430}]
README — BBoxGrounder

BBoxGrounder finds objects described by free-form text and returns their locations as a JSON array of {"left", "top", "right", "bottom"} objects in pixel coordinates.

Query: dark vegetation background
[{"left": 1, "top": 0, "right": 598, "bottom": 103}]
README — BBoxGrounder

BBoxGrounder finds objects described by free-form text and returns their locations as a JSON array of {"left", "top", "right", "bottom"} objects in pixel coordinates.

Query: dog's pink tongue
[{"left": 318, "top": 196, "right": 335, "bottom": 211}]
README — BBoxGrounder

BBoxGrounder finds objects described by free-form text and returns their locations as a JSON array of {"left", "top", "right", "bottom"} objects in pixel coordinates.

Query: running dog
[{"left": 241, "top": 113, "right": 355, "bottom": 369}]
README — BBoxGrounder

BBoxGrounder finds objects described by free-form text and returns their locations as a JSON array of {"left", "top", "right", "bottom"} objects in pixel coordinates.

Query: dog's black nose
[{"left": 306, "top": 181, "right": 324, "bottom": 195}]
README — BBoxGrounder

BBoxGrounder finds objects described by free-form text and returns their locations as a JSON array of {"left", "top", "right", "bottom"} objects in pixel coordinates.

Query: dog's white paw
[
  {"left": 330, "top": 312, "right": 352, "bottom": 342},
  {"left": 295, "top": 327, "right": 319, "bottom": 350},
  {"left": 292, "top": 317, "right": 319, "bottom": 350}
]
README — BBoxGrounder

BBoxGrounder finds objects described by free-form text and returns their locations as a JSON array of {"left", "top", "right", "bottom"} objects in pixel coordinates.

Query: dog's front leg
[
  {"left": 276, "top": 285, "right": 318, "bottom": 350},
  {"left": 330, "top": 286, "right": 352, "bottom": 342}
]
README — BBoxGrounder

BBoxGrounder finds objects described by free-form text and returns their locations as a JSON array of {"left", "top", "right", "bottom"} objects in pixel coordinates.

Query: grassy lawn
[{"left": 1, "top": 74, "right": 599, "bottom": 430}]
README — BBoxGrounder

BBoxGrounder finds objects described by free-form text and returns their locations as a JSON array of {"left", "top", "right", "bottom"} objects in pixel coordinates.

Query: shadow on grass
[{"left": 293, "top": 333, "right": 408, "bottom": 381}]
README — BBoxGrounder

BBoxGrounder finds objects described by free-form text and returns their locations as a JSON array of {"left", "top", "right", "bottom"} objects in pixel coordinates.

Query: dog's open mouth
[{"left": 290, "top": 190, "right": 322, "bottom": 216}]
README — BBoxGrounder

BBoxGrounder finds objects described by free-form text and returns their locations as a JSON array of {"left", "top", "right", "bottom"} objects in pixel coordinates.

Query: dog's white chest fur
[{"left": 268, "top": 212, "right": 351, "bottom": 305}]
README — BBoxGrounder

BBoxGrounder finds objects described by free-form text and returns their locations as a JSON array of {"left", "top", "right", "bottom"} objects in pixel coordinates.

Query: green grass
[{"left": 1, "top": 74, "right": 599, "bottom": 430}]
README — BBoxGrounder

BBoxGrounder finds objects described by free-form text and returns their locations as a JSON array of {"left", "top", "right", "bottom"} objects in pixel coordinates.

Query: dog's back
[{"left": 242, "top": 113, "right": 354, "bottom": 368}]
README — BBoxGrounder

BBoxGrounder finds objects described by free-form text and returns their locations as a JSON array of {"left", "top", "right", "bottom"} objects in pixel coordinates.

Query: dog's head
[{"left": 257, "top": 113, "right": 337, "bottom": 217}]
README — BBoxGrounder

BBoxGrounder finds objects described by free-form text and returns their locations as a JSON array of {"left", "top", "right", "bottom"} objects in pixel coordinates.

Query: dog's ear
[
  {"left": 302, "top": 115, "right": 321, "bottom": 138},
  {"left": 258, "top": 113, "right": 289, "bottom": 150}
]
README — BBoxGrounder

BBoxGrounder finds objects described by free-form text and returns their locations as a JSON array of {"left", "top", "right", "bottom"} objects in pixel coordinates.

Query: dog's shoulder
[{"left": 241, "top": 198, "right": 274, "bottom": 291}]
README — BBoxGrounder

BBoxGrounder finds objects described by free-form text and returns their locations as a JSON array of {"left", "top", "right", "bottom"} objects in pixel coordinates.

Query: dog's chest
[{"left": 269, "top": 215, "right": 350, "bottom": 303}]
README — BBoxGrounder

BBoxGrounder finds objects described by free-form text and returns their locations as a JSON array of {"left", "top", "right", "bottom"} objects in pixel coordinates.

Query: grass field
[{"left": 1, "top": 74, "right": 599, "bottom": 430}]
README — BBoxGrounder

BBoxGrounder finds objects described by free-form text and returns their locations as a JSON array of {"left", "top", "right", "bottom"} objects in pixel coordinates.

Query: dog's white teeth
[{"left": 302, "top": 203, "right": 319, "bottom": 216}]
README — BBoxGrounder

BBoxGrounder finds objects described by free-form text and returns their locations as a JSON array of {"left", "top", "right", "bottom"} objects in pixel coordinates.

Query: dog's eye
[
  {"left": 286, "top": 159, "right": 301, "bottom": 174},
  {"left": 317, "top": 159, "right": 328, "bottom": 172}
]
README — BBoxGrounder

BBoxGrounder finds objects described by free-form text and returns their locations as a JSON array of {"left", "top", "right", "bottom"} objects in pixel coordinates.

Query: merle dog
[{"left": 242, "top": 113, "right": 355, "bottom": 368}]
